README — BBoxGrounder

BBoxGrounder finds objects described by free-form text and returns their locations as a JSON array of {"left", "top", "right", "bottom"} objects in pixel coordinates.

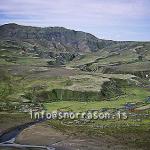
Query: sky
[{"left": 0, "top": 0, "right": 150, "bottom": 41}]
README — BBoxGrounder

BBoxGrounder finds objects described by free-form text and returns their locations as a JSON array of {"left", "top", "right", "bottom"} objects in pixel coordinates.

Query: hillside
[
  {"left": 1, "top": 23, "right": 150, "bottom": 67},
  {"left": 0, "top": 23, "right": 115, "bottom": 53},
  {"left": 0, "top": 23, "right": 150, "bottom": 150}
]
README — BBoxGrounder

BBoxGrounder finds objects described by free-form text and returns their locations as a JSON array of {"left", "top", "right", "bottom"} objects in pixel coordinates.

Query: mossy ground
[{"left": 0, "top": 45, "right": 150, "bottom": 149}]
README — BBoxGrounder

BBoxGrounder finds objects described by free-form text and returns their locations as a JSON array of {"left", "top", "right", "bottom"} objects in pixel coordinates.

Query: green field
[{"left": 0, "top": 33, "right": 150, "bottom": 149}]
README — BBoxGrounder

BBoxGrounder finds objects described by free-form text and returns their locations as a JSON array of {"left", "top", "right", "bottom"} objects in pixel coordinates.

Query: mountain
[
  {"left": 0, "top": 23, "right": 116, "bottom": 53},
  {"left": 0, "top": 23, "right": 150, "bottom": 66}
]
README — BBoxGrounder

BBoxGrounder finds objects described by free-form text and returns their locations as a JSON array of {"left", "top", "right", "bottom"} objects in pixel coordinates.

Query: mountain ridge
[
  {"left": 0, "top": 23, "right": 150, "bottom": 66},
  {"left": 0, "top": 23, "right": 117, "bottom": 53}
]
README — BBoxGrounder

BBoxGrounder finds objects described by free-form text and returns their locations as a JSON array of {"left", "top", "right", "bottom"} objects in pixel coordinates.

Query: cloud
[
  {"left": 0, "top": 0, "right": 150, "bottom": 40},
  {"left": 0, "top": 0, "right": 149, "bottom": 20}
]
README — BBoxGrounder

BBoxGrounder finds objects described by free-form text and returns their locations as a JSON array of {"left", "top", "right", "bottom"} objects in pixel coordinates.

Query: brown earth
[
  {"left": 15, "top": 123, "right": 141, "bottom": 150},
  {"left": 0, "top": 65, "right": 80, "bottom": 78}
]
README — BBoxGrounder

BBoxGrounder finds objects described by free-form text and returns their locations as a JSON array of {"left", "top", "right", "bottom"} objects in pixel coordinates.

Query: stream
[{"left": 0, "top": 119, "right": 55, "bottom": 150}]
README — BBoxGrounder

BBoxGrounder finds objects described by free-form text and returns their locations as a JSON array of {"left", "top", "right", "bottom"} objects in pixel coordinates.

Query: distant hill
[
  {"left": 0, "top": 23, "right": 116, "bottom": 53},
  {"left": 0, "top": 23, "right": 150, "bottom": 66}
]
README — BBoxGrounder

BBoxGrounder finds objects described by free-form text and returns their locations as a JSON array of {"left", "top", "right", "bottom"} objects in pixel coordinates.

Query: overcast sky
[{"left": 0, "top": 0, "right": 150, "bottom": 41}]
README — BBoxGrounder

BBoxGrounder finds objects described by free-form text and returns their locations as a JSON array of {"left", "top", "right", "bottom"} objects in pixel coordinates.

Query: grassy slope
[
  {"left": 44, "top": 87, "right": 150, "bottom": 111},
  {"left": 0, "top": 42, "right": 150, "bottom": 149}
]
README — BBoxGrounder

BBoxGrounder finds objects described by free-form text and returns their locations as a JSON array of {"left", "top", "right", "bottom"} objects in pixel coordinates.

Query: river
[{"left": 0, "top": 119, "right": 55, "bottom": 150}]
